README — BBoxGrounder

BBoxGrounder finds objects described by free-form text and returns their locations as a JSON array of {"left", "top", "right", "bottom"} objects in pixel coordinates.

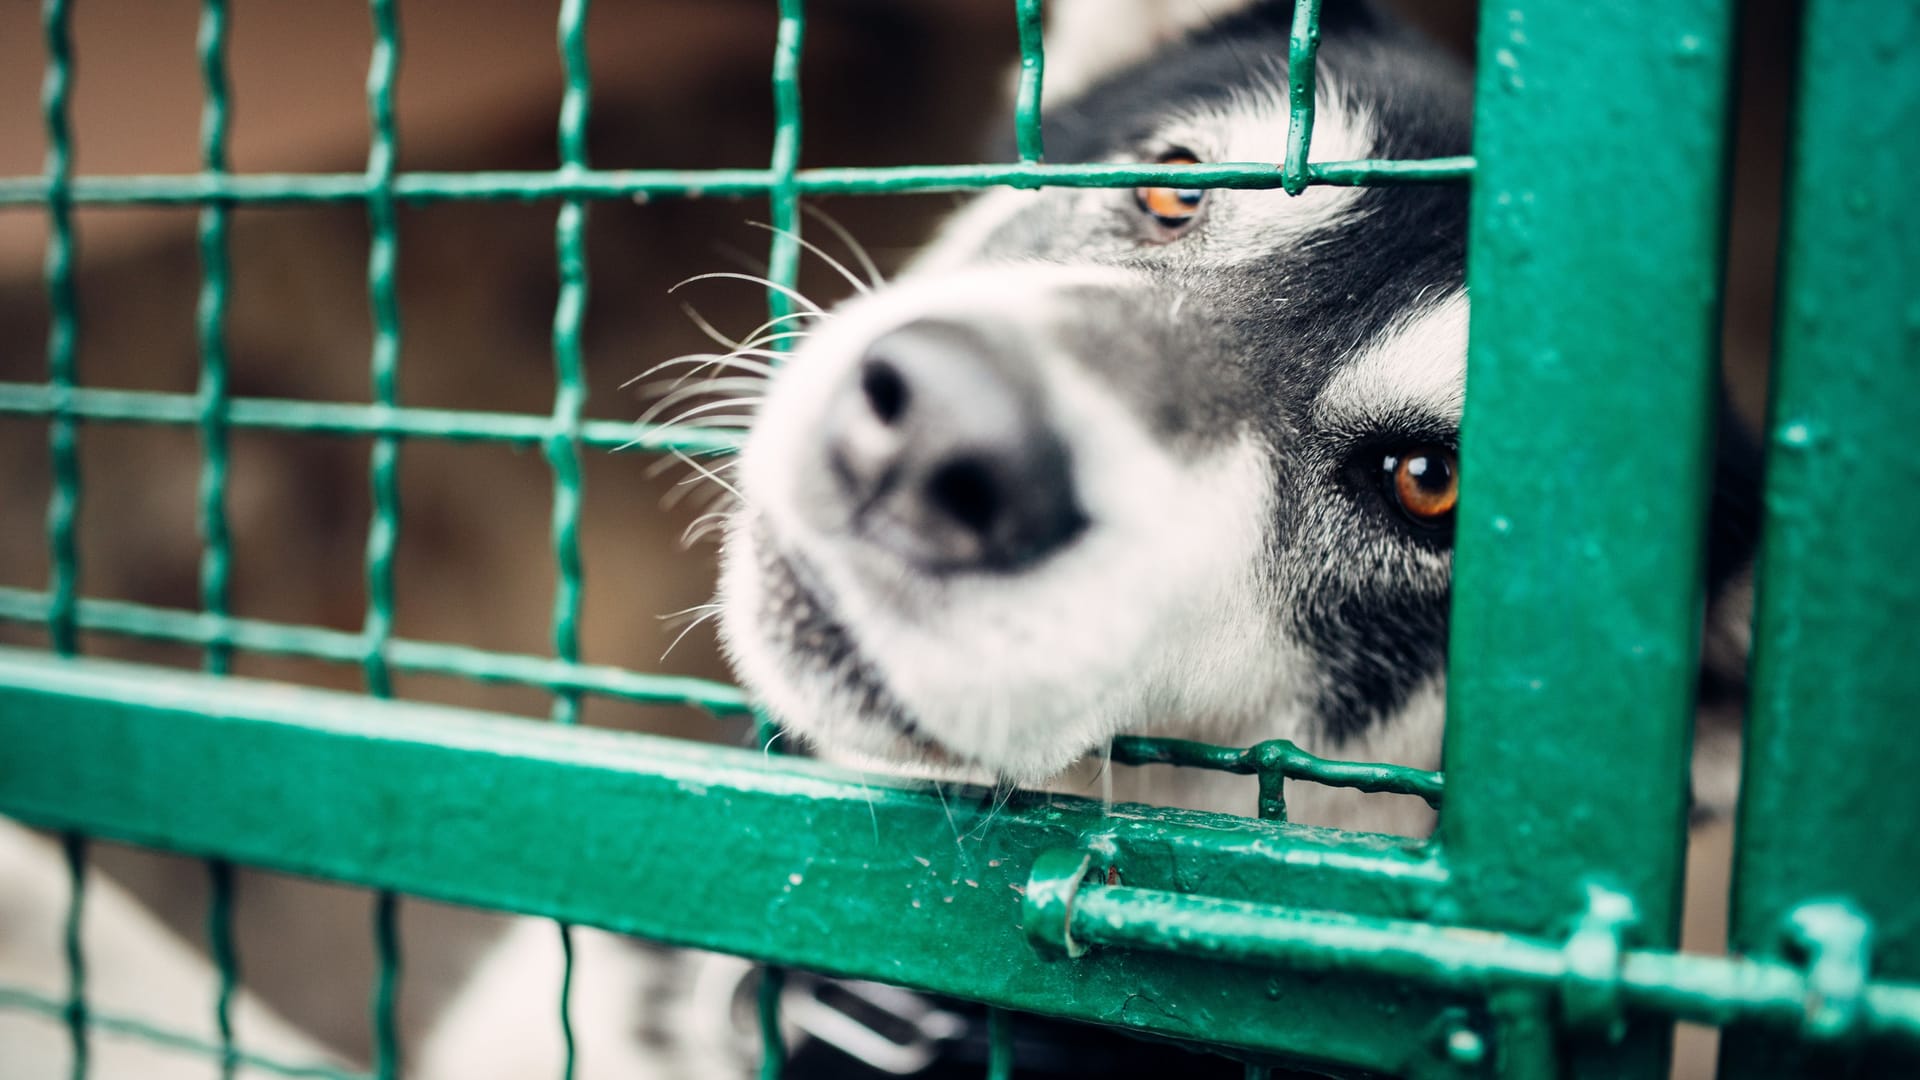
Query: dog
[{"left": 427, "top": 0, "right": 1758, "bottom": 1075}]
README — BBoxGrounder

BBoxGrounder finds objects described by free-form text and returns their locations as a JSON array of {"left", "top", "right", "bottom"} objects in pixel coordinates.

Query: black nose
[{"left": 825, "top": 320, "right": 1086, "bottom": 571}]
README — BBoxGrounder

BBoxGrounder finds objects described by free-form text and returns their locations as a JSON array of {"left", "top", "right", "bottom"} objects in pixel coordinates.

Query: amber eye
[
  {"left": 1135, "top": 152, "right": 1206, "bottom": 228},
  {"left": 1383, "top": 446, "right": 1459, "bottom": 526}
]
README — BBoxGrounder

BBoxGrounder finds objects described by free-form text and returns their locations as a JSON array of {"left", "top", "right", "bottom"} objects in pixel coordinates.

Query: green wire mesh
[{"left": 0, "top": 0, "right": 1468, "bottom": 1076}]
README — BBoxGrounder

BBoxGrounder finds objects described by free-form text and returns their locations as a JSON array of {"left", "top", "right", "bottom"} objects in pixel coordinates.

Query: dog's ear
[{"left": 1042, "top": 0, "right": 1271, "bottom": 101}]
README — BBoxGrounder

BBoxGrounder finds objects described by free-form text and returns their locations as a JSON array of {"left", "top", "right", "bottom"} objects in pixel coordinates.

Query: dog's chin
[{"left": 717, "top": 514, "right": 1123, "bottom": 786}]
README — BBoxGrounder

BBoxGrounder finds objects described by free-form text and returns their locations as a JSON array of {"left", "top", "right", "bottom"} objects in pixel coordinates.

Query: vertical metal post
[
  {"left": 1443, "top": 1, "right": 1739, "bottom": 1075},
  {"left": 40, "top": 2, "right": 88, "bottom": 1074},
  {"left": 362, "top": 1, "right": 406, "bottom": 1075},
  {"left": 1721, "top": 2, "right": 1920, "bottom": 1075},
  {"left": 40, "top": 0, "right": 79, "bottom": 659},
  {"left": 1013, "top": 0, "right": 1046, "bottom": 164},
  {"left": 195, "top": 6, "right": 242, "bottom": 1070},
  {"left": 195, "top": 0, "right": 234, "bottom": 677},
  {"left": 1281, "top": 0, "right": 1322, "bottom": 195},
  {"left": 206, "top": 859, "right": 240, "bottom": 1079},
  {"left": 549, "top": 1, "right": 596, "bottom": 1072},
  {"left": 765, "top": 0, "right": 805, "bottom": 325}
]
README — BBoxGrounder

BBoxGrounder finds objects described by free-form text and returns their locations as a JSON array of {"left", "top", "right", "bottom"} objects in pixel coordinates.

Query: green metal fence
[{"left": 0, "top": 0, "right": 1916, "bottom": 1077}]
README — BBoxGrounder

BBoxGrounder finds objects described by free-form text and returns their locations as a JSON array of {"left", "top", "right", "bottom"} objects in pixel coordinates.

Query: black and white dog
[{"left": 421, "top": 1, "right": 1756, "bottom": 1074}]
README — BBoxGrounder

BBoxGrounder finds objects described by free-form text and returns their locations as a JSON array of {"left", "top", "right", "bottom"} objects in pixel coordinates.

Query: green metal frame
[
  {"left": 3, "top": 1, "right": 1918, "bottom": 1078},
  {"left": 1722, "top": 0, "right": 1920, "bottom": 1076}
]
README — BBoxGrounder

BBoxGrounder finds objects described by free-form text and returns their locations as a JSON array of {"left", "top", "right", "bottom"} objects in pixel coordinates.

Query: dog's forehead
[
  {"left": 1312, "top": 289, "right": 1470, "bottom": 430},
  {"left": 907, "top": 13, "right": 1476, "bottom": 434}
]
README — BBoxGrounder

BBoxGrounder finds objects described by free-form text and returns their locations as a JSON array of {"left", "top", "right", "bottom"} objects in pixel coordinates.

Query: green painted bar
[
  {"left": 193, "top": 0, "right": 235, "bottom": 680},
  {"left": 1280, "top": 0, "right": 1322, "bottom": 195},
  {"left": 0, "top": 587, "right": 755, "bottom": 714},
  {"left": 358, "top": 2, "right": 407, "bottom": 1075},
  {"left": 1443, "top": 1, "right": 1737, "bottom": 1075},
  {"left": 1039, "top": 877, "right": 1920, "bottom": 1047},
  {"left": 546, "top": 0, "right": 592, "bottom": 732},
  {"left": 194, "top": 4, "right": 241, "bottom": 1060},
  {"left": 359, "top": 0, "right": 405, "bottom": 702},
  {"left": 0, "top": 382, "right": 745, "bottom": 455},
  {"left": 1721, "top": 1, "right": 1920, "bottom": 1076},
  {"left": 1012, "top": 0, "right": 1046, "bottom": 164},
  {"left": 1108, "top": 735, "right": 1443, "bottom": 812},
  {"left": 0, "top": 648, "right": 1463, "bottom": 1076},
  {"left": 548, "top": 1, "right": 596, "bottom": 1069},
  {"left": 763, "top": 0, "right": 804, "bottom": 328},
  {"left": 39, "top": 0, "right": 79, "bottom": 657},
  {"left": 0, "top": 158, "right": 1473, "bottom": 207}
]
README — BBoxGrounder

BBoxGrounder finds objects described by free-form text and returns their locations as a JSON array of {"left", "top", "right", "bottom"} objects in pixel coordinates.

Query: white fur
[
  {"left": 725, "top": 265, "right": 1312, "bottom": 784},
  {"left": 1146, "top": 71, "right": 1379, "bottom": 261},
  {"left": 1043, "top": 0, "right": 1266, "bottom": 100},
  {"left": 905, "top": 188, "right": 1044, "bottom": 277},
  {"left": 1316, "top": 289, "right": 1471, "bottom": 428}
]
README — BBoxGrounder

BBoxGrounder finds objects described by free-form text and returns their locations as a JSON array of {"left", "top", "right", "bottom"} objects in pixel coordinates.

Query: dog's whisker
[
  {"left": 680, "top": 302, "right": 817, "bottom": 354},
  {"left": 731, "top": 329, "right": 811, "bottom": 352},
  {"left": 801, "top": 204, "right": 886, "bottom": 288},
  {"left": 648, "top": 350, "right": 785, "bottom": 395},
  {"left": 660, "top": 606, "right": 726, "bottom": 661},
  {"left": 669, "top": 449, "right": 748, "bottom": 504},
  {"left": 651, "top": 410, "right": 761, "bottom": 436},
  {"left": 658, "top": 601, "right": 724, "bottom": 622},
  {"left": 625, "top": 353, "right": 776, "bottom": 391},
  {"left": 681, "top": 509, "right": 733, "bottom": 548},
  {"left": 660, "top": 459, "right": 743, "bottom": 510},
  {"left": 633, "top": 375, "right": 770, "bottom": 410},
  {"left": 642, "top": 392, "right": 765, "bottom": 429},
  {"left": 653, "top": 414, "right": 757, "bottom": 433},
  {"left": 650, "top": 402, "right": 764, "bottom": 436},
  {"left": 647, "top": 450, "right": 738, "bottom": 485},
  {"left": 670, "top": 272, "right": 826, "bottom": 316},
  {"left": 933, "top": 781, "right": 964, "bottom": 849},
  {"left": 746, "top": 219, "right": 874, "bottom": 296},
  {"left": 643, "top": 378, "right": 771, "bottom": 417}
]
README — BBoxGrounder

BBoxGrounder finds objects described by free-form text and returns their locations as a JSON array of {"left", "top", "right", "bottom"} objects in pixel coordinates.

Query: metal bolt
[{"left": 1444, "top": 1024, "right": 1487, "bottom": 1066}]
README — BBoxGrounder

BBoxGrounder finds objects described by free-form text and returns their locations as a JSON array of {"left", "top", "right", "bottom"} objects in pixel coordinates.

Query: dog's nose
[{"left": 825, "top": 320, "right": 1086, "bottom": 570}]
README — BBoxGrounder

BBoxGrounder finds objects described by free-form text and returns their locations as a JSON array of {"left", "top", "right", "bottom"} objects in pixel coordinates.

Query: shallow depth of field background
[{"left": 0, "top": 0, "right": 1787, "bottom": 1071}]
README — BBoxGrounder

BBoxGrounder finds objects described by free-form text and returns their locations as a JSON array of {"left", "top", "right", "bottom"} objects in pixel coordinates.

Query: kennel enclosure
[{"left": 2, "top": 0, "right": 1919, "bottom": 1077}]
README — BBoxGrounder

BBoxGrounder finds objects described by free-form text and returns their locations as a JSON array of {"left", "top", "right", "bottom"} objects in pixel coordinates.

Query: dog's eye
[
  {"left": 1135, "top": 152, "right": 1206, "bottom": 229},
  {"left": 1382, "top": 446, "right": 1459, "bottom": 526}
]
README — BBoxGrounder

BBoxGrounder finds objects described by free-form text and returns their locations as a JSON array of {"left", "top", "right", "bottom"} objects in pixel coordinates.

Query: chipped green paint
[
  {"left": 1721, "top": 1, "right": 1920, "bottom": 1076},
  {"left": 1013, "top": 0, "right": 1047, "bottom": 164},
  {"left": 1019, "top": 855, "right": 1920, "bottom": 1046},
  {"left": 0, "top": 649, "right": 1470, "bottom": 1077},
  {"left": 0, "top": 158, "right": 1472, "bottom": 207},
  {"left": 2, "top": 0, "right": 1913, "bottom": 1075},
  {"left": 1445, "top": 1, "right": 1738, "bottom": 1075}
]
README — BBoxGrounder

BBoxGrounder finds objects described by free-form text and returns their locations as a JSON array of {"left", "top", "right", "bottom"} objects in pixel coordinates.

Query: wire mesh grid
[
  {"left": 0, "top": 1, "right": 1464, "bottom": 1075},
  {"left": 12, "top": 0, "right": 1919, "bottom": 1076}
]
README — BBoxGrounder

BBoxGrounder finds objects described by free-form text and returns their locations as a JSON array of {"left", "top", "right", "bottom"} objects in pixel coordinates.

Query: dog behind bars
[{"left": 422, "top": 1, "right": 1756, "bottom": 1076}]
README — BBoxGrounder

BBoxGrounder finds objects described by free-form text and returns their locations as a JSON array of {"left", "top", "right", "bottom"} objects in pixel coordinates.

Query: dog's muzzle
[{"left": 820, "top": 318, "right": 1087, "bottom": 573}]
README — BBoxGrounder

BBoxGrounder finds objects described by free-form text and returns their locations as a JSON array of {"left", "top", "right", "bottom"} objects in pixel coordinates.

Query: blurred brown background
[{"left": 0, "top": 0, "right": 1789, "bottom": 1073}]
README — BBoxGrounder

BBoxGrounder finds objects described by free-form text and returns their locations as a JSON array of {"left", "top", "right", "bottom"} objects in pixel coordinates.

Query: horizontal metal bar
[
  {"left": 0, "top": 985, "right": 366, "bottom": 1080},
  {"left": 1048, "top": 876, "right": 1920, "bottom": 1049},
  {"left": 0, "top": 590, "right": 752, "bottom": 714},
  {"left": 0, "top": 383, "right": 743, "bottom": 455},
  {"left": 0, "top": 158, "right": 1473, "bottom": 208},
  {"left": 1110, "top": 735, "right": 1443, "bottom": 808},
  {"left": 0, "top": 647, "right": 1460, "bottom": 1072}
]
